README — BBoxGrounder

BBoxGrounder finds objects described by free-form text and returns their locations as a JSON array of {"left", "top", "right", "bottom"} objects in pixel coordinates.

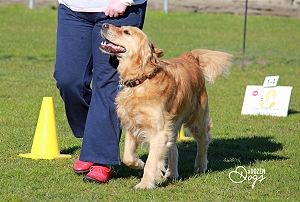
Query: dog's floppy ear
[
  {"left": 148, "top": 42, "right": 164, "bottom": 67},
  {"left": 151, "top": 42, "right": 164, "bottom": 58}
]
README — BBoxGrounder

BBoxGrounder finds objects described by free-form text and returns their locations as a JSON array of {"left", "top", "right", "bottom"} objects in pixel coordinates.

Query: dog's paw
[
  {"left": 136, "top": 159, "right": 145, "bottom": 169},
  {"left": 123, "top": 158, "right": 145, "bottom": 170},
  {"left": 194, "top": 159, "right": 207, "bottom": 173},
  {"left": 134, "top": 181, "right": 156, "bottom": 189},
  {"left": 194, "top": 165, "right": 206, "bottom": 173},
  {"left": 164, "top": 169, "right": 179, "bottom": 179},
  {"left": 130, "top": 159, "right": 145, "bottom": 170}
]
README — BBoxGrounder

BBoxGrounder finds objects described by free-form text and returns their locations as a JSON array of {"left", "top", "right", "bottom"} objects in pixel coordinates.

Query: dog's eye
[{"left": 123, "top": 30, "right": 130, "bottom": 35}]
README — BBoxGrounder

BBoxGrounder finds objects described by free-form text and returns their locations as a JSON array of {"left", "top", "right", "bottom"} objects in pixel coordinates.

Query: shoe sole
[
  {"left": 83, "top": 176, "right": 109, "bottom": 184},
  {"left": 74, "top": 169, "right": 91, "bottom": 175}
]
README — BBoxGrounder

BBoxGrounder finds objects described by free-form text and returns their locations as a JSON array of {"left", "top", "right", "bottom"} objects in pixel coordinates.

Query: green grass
[{"left": 1, "top": 5, "right": 299, "bottom": 201}]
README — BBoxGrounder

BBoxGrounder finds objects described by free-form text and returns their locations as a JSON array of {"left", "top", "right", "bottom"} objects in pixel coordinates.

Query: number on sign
[{"left": 263, "top": 76, "right": 279, "bottom": 87}]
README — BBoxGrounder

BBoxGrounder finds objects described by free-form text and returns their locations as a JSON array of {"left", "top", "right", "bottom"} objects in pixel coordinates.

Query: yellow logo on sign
[{"left": 259, "top": 89, "right": 277, "bottom": 108}]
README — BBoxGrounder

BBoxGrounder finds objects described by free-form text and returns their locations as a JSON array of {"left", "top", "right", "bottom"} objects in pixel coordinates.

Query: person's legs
[
  {"left": 54, "top": 4, "right": 93, "bottom": 138},
  {"left": 55, "top": 2, "right": 147, "bottom": 183}
]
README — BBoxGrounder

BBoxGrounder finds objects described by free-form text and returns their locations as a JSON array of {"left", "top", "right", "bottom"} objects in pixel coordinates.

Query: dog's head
[{"left": 100, "top": 23, "right": 164, "bottom": 77}]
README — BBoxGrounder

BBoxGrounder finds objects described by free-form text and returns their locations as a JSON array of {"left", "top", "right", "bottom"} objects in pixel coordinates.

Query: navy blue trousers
[{"left": 54, "top": 3, "right": 147, "bottom": 165}]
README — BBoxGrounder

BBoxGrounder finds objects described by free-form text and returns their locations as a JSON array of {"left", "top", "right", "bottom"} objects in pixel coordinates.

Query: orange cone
[{"left": 19, "top": 97, "right": 71, "bottom": 160}]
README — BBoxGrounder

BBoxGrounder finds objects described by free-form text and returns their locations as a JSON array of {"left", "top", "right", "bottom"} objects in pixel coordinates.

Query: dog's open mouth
[{"left": 100, "top": 41, "right": 126, "bottom": 54}]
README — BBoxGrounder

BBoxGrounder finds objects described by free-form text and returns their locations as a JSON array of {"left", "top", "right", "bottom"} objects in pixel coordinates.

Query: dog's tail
[{"left": 191, "top": 49, "right": 233, "bottom": 84}]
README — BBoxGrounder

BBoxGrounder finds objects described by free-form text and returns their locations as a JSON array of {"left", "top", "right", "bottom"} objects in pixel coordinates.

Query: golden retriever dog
[{"left": 100, "top": 23, "right": 232, "bottom": 189}]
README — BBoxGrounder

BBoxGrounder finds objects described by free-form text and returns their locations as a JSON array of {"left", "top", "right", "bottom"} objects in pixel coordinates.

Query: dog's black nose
[{"left": 102, "top": 23, "right": 109, "bottom": 29}]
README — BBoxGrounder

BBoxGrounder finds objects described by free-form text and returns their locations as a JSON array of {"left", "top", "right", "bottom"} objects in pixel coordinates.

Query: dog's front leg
[
  {"left": 122, "top": 131, "right": 145, "bottom": 169},
  {"left": 135, "top": 132, "right": 168, "bottom": 189}
]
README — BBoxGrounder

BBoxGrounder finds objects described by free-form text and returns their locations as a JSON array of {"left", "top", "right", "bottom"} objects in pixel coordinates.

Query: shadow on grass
[
  {"left": 61, "top": 145, "right": 81, "bottom": 155},
  {"left": 112, "top": 136, "right": 287, "bottom": 181},
  {"left": 179, "top": 136, "right": 287, "bottom": 180},
  {"left": 288, "top": 108, "right": 300, "bottom": 115}
]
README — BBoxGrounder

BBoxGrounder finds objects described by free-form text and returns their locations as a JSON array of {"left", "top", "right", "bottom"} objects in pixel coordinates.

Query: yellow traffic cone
[
  {"left": 177, "top": 124, "right": 194, "bottom": 141},
  {"left": 20, "top": 97, "right": 71, "bottom": 160}
]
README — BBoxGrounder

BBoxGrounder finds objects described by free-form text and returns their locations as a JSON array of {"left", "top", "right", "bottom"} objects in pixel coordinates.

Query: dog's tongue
[{"left": 100, "top": 41, "right": 126, "bottom": 53}]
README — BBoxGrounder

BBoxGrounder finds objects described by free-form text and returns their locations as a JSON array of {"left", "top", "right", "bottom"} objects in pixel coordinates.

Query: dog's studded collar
[{"left": 118, "top": 67, "right": 163, "bottom": 91}]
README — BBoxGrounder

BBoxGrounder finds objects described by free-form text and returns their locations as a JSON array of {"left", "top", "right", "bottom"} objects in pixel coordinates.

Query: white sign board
[{"left": 241, "top": 85, "right": 293, "bottom": 117}]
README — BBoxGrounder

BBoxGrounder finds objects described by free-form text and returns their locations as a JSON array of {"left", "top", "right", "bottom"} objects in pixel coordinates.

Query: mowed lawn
[{"left": 0, "top": 5, "right": 299, "bottom": 201}]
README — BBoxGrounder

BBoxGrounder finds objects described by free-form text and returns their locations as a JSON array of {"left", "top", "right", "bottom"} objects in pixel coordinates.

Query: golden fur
[{"left": 100, "top": 23, "right": 233, "bottom": 189}]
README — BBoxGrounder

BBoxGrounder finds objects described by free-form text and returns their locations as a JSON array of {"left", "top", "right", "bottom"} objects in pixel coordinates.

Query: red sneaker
[
  {"left": 83, "top": 165, "right": 111, "bottom": 183},
  {"left": 73, "top": 159, "right": 94, "bottom": 174}
]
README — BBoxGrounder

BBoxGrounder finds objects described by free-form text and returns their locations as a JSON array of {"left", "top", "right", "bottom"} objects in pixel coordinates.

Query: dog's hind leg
[
  {"left": 164, "top": 143, "right": 179, "bottom": 179},
  {"left": 164, "top": 125, "right": 180, "bottom": 179},
  {"left": 187, "top": 109, "right": 212, "bottom": 173},
  {"left": 122, "top": 131, "right": 145, "bottom": 170}
]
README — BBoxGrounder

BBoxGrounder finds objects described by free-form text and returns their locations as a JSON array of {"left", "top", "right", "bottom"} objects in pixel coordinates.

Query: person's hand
[{"left": 105, "top": 0, "right": 127, "bottom": 18}]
